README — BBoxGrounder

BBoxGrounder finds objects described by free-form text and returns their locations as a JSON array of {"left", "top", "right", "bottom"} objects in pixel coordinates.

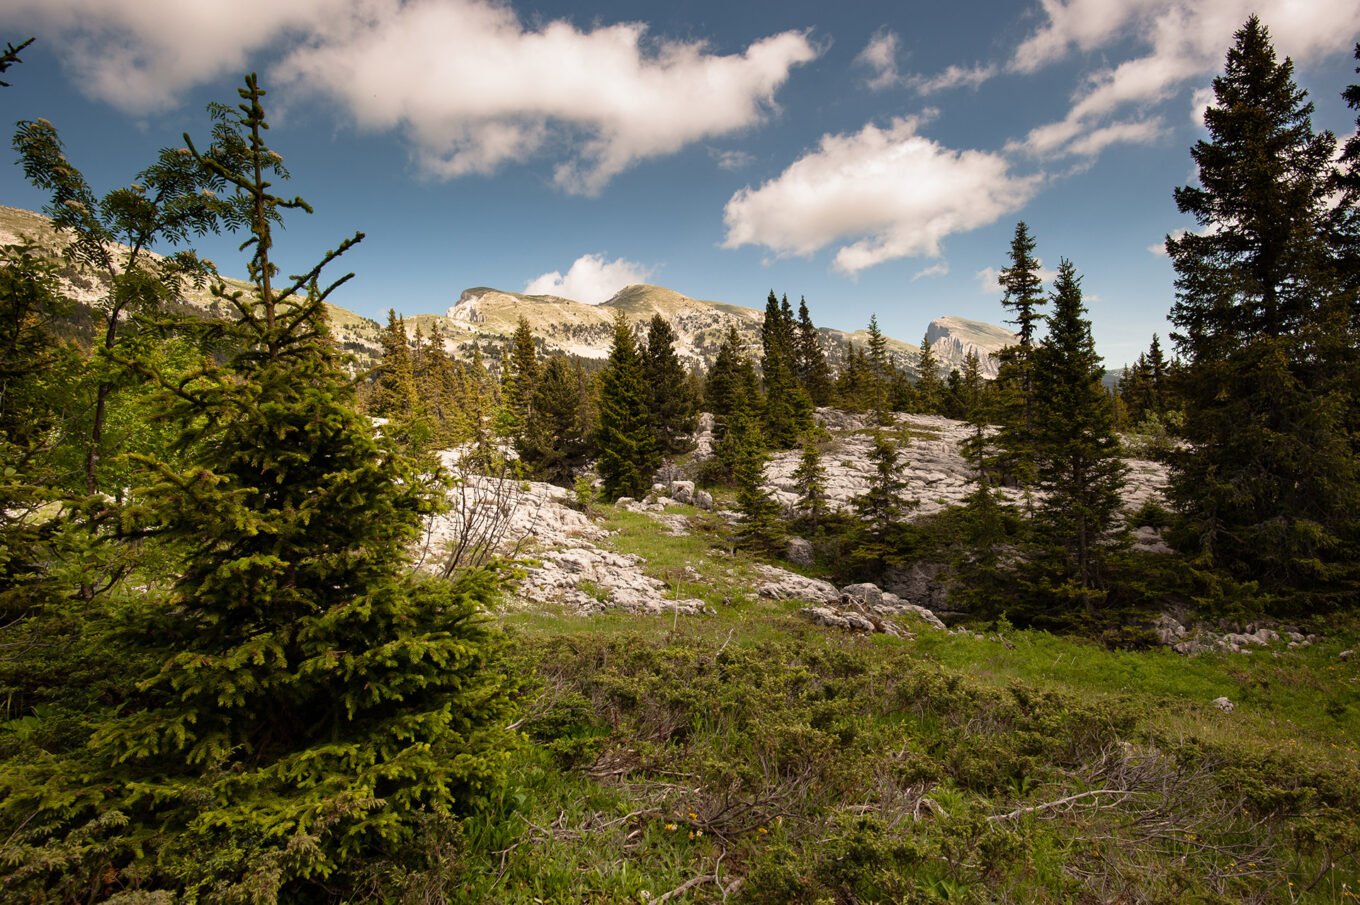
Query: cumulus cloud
[
  {"left": 2, "top": 0, "right": 818, "bottom": 194},
  {"left": 912, "top": 262, "right": 950, "bottom": 281},
  {"left": 524, "top": 254, "right": 655, "bottom": 304},
  {"left": 856, "top": 29, "right": 902, "bottom": 91},
  {"left": 976, "top": 262, "right": 1061, "bottom": 294},
  {"left": 722, "top": 116, "right": 1041, "bottom": 276},
  {"left": 1006, "top": 0, "right": 1360, "bottom": 158},
  {"left": 274, "top": 0, "right": 819, "bottom": 194},
  {"left": 0, "top": 0, "right": 348, "bottom": 112}
]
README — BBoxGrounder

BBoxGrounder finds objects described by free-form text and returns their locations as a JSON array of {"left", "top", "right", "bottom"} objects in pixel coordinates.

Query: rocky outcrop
[
  {"left": 924, "top": 316, "right": 1017, "bottom": 378},
  {"left": 1154, "top": 613, "right": 1318, "bottom": 655}
]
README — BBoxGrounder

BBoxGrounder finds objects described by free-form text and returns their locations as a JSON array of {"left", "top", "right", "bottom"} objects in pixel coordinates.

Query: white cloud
[
  {"left": 524, "top": 254, "right": 655, "bottom": 304},
  {"left": 908, "top": 63, "right": 997, "bottom": 95},
  {"left": 1006, "top": 0, "right": 1360, "bottom": 158},
  {"left": 912, "top": 262, "right": 950, "bottom": 281},
  {"left": 1147, "top": 227, "right": 1189, "bottom": 256},
  {"left": 2, "top": 0, "right": 818, "bottom": 194},
  {"left": 275, "top": 0, "right": 819, "bottom": 195},
  {"left": 1190, "top": 86, "right": 1215, "bottom": 126},
  {"left": 976, "top": 262, "right": 1061, "bottom": 294},
  {"left": 0, "top": 0, "right": 348, "bottom": 112},
  {"left": 722, "top": 116, "right": 1041, "bottom": 276},
  {"left": 856, "top": 29, "right": 902, "bottom": 91},
  {"left": 710, "top": 148, "right": 756, "bottom": 171}
]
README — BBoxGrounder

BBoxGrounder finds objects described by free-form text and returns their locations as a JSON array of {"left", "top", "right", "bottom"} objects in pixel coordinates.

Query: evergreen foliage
[
  {"left": 865, "top": 314, "right": 892, "bottom": 420},
  {"left": 848, "top": 432, "right": 917, "bottom": 578},
  {"left": 732, "top": 414, "right": 784, "bottom": 555},
  {"left": 834, "top": 342, "right": 874, "bottom": 413},
  {"left": 760, "top": 291, "right": 813, "bottom": 447},
  {"left": 1166, "top": 17, "right": 1360, "bottom": 608},
  {"left": 914, "top": 332, "right": 946, "bottom": 415},
  {"left": 991, "top": 222, "right": 1048, "bottom": 496},
  {"left": 597, "top": 312, "right": 657, "bottom": 499},
  {"left": 704, "top": 326, "right": 765, "bottom": 484},
  {"left": 0, "top": 76, "right": 517, "bottom": 900},
  {"left": 1030, "top": 260, "right": 1128, "bottom": 612},
  {"left": 519, "top": 354, "right": 593, "bottom": 485},
  {"left": 644, "top": 314, "right": 696, "bottom": 456},
  {"left": 501, "top": 315, "right": 539, "bottom": 428},
  {"left": 12, "top": 115, "right": 225, "bottom": 496},
  {"left": 792, "top": 438, "right": 829, "bottom": 531},
  {"left": 795, "top": 296, "right": 833, "bottom": 406},
  {"left": 371, "top": 309, "right": 420, "bottom": 420}
]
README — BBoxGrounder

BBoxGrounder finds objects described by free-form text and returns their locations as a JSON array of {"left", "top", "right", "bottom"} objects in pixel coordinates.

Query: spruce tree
[
  {"left": 849, "top": 433, "right": 916, "bottom": 578},
  {"left": 498, "top": 315, "right": 539, "bottom": 439},
  {"left": 1031, "top": 260, "right": 1127, "bottom": 610},
  {"left": 914, "top": 332, "right": 946, "bottom": 415},
  {"left": 733, "top": 414, "right": 784, "bottom": 555},
  {"left": 372, "top": 309, "right": 419, "bottom": 418},
  {"left": 644, "top": 314, "right": 696, "bottom": 456},
  {"left": 991, "top": 222, "right": 1048, "bottom": 497},
  {"left": 597, "top": 312, "right": 657, "bottom": 499},
  {"left": 865, "top": 314, "right": 892, "bottom": 420},
  {"left": 792, "top": 438, "right": 829, "bottom": 532},
  {"left": 705, "top": 326, "right": 765, "bottom": 484},
  {"left": 520, "top": 354, "right": 592, "bottom": 485},
  {"left": 7, "top": 76, "right": 517, "bottom": 898},
  {"left": 795, "top": 296, "right": 833, "bottom": 405},
  {"left": 760, "top": 291, "right": 813, "bottom": 447},
  {"left": 1166, "top": 17, "right": 1359, "bottom": 605}
]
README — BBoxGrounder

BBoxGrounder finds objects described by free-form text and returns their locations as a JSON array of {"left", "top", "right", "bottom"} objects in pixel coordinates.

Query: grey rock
[
  {"left": 786, "top": 537, "right": 814, "bottom": 566},
  {"left": 1154, "top": 614, "right": 1187, "bottom": 646},
  {"left": 801, "top": 605, "right": 904, "bottom": 636},
  {"left": 1212, "top": 696, "right": 1235, "bottom": 713},
  {"left": 670, "top": 480, "right": 695, "bottom": 504},
  {"left": 1340, "top": 649, "right": 1355, "bottom": 662},
  {"left": 693, "top": 490, "right": 714, "bottom": 511},
  {"left": 840, "top": 582, "right": 884, "bottom": 607},
  {"left": 757, "top": 565, "right": 838, "bottom": 602}
]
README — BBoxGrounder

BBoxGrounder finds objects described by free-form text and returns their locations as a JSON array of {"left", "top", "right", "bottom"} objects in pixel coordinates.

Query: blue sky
[{"left": 1, "top": 0, "right": 1357, "bottom": 365}]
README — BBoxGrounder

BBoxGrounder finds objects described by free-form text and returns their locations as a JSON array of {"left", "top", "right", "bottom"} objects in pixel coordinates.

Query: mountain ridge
[{"left": 0, "top": 204, "right": 1014, "bottom": 376}]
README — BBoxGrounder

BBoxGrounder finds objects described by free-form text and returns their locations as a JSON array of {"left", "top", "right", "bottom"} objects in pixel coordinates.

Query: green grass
[{"left": 476, "top": 497, "right": 1360, "bottom": 903}]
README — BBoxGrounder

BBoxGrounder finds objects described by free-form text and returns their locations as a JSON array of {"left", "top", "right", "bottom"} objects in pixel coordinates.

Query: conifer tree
[
  {"left": 372, "top": 309, "right": 419, "bottom": 418},
  {"left": 865, "top": 314, "right": 892, "bottom": 419},
  {"left": 13, "top": 116, "right": 226, "bottom": 496},
  {"left": 760, "top": 291, "right": 813, "bottom": 447},
  {"left": 914, "top": 332, "right": 946, "bottom": 415},
  {"left": 644, "top": 314, "right": 696, "bottom": 455},
  {"left": 835, "top": 342, "right": 874, "bottom": 413},
  {"left": 705, "top": 326, "right": 765, "bottom": 483},
  {"left": 796, "top": 296, "right": 833, "bottom": 405},
  {"left": 1031, "top": 260, "right": 1127, "bottom": 609},
  {"left": 792, "top": 438, "right": 829, "bottom": 532},
  {"left": 1166, "top": 17, "right": 1359, "bottom": 604},
  {"left": 499, "top": 315, "right": 539, "bottom": 439},
  {"left": 597, "top": 312, "right": 657, "bottom": 499},
  {"left": 5, "top": 76, "right": 517, "bottom": 898},
  {"left": 733, "top": 414, "right": 784, "bottom": 555},
  {"left": 991, "top": 222, "right": 1048, "bottom": 496},
  {"left": 849, "top": 433, "right": 916, "bottom": 577},
  {"left": 520, "top": 354, "right": 592, "bottom": 485}
]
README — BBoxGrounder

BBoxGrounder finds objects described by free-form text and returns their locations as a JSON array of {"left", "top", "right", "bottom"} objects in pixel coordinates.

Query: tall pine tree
[
  {"left": 1031, "top": 260, "right": 1127, "bottom": 613},
  {"left": 1166, "top": 17, "right": 1359, "bottom": 606},
  {"left": 597, "top": 312, "right": 657, "bottom": 499}
]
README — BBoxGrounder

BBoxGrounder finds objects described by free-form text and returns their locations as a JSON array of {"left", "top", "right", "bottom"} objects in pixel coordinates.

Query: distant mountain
[
  {"left": 0, "top": 204, "right": 1016, "bottom": 377},
  {"left": 438, "top": 283, "right": 1015, "bottom": 377}
]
